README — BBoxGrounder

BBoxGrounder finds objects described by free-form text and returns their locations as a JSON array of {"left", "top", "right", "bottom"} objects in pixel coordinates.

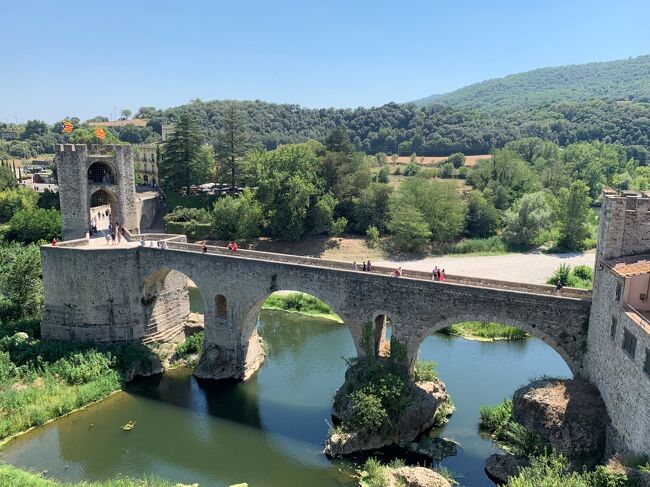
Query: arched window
[
  {"left": 215, "top": 295, "right": 227, "bottom": 317},
  {"left": 88, "top": 162, "right": 115, "bottom": 184}
]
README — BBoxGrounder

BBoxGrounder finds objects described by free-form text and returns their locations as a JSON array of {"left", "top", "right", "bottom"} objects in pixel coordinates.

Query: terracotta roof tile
[{"left": 606, "top": 255, "right": 650, "bottom": 277}]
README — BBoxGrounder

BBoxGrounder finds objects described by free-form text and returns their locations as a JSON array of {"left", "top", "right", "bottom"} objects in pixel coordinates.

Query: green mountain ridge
[{"left": 412, "top": 55, "right": 650, "bottom": 111}]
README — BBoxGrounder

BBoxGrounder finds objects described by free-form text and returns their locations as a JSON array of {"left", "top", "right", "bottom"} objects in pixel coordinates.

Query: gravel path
[{"left": 375, "top": 250, "right": 596, "bottom": 284}]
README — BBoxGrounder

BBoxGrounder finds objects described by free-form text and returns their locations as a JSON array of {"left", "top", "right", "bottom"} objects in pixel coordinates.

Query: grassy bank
[
  {"left": 0, "top": 464, "right": 176, "bottom": 486},
  {"left": 440, "top": 322, "right": 529, "bottom": 341},
  {"left": 262, "top": 292, "right": 343, "bottom": 323},
  {"left": 359, "top": 458, "right": 457, "bottom": 487},
  {"left": 547, "top": 264, "right": 593, "bottom": 290},
  {"left": 479, "top": 400, "right": 548, "bottom": 456},
  {"left": 0, "top": 322, "right": 158, "bottom": 444}
]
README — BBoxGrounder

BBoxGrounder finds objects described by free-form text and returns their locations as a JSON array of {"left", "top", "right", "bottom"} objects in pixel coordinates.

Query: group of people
[
  {"left": 90, "top": 209, "right": 111, "bottom": 235},
  {"left": 227, "top": 241, "right": 239, "bottom": 253},
  {"left": 104, "top": 222, "right": 126, "bottom": 245},
  {"left": 431, "top": 266, "right": 446, "bottom": 281},
  {"left": 138, "top": 238, "right": 169, "bottom": 249},
  {"left": 352, "top": 260, "right": 372, "bottom": 272}
]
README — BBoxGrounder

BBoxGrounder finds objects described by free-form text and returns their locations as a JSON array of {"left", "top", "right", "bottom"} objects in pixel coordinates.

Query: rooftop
[{"left": 604, "top": 254, "right": 650, "bottom": 277}]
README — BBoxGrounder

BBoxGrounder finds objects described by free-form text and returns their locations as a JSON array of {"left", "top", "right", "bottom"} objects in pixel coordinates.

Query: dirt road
[{"left": 375, "top": 250, "right": 596, "bottom": 284}]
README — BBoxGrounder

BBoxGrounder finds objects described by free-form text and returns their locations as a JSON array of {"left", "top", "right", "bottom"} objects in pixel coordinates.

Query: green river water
[{"left": 1, "top": 290, "right": 571, "bottom": 486}]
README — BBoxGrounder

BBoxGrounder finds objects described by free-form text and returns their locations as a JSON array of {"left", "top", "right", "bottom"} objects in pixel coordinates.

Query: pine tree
[
  {"left": 159, "top": 113, "right": 203, "bottom": 191},
  {"left": 214, "top": 102, "right": 250, "bottom": 193}
]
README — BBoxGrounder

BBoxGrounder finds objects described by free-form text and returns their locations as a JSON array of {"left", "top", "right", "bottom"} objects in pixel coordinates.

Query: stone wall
[
  {"left": 597, "top": 190, "right": 650, "bottom": 262},
  {"left": 137, "top": 193, "right": 160, "bottom": 231},
  {"left": 585, "top": 269, "right": 650, "bottom": 456}
]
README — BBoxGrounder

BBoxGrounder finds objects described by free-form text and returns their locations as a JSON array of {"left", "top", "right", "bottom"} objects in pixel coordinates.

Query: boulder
[
  {"left": 388, "top": 466, "right": 451, "bottom": 487},
  {"left": 484, "top": 453, "right": 529, "bottom": 484},
  {"left": 324, "top": 363, "right": 449, "bottom": 456},
  {"left": 407, "top": 437, "right": 458, "bottom": 461},
  {"left": 512, "top": 378, "right": 608, "bottom": 464}
]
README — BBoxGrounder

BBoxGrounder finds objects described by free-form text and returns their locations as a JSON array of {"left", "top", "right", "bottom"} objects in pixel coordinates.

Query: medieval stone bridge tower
[{"left": 56, "top": 144, "right": 140, "bottom": 240}]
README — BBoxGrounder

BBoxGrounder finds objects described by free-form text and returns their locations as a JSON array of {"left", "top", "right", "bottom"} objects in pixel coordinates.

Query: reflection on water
[{"left": 1, "top": 308, "right": 570, "bottom": 487}]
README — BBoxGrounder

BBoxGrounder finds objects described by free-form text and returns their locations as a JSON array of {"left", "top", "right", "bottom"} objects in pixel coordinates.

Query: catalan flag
[
  {"left": 95, "top": 127, "right": 106, "bottom": 140},
  {"left": 62, "top": 120, "right": 73, "bottom": 133}
]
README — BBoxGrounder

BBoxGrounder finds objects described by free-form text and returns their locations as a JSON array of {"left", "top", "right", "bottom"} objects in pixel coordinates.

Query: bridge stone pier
[{"left": 41, "top": 239, "right": 592, "bottom": 379}]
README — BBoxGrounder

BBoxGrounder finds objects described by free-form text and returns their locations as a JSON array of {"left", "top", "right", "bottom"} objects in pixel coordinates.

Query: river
[{"left": 1, "top": 293, "right": 571, "bottom": 486}]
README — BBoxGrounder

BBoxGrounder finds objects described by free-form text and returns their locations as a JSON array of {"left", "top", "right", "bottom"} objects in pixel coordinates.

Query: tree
[
  {"left": 69, "top": 127, "right": 120, "bottom": 145},
  {"left": 377, "top": 167, "right": 390, "bottom": 183},
  {"left": 502, "top": 191, "right": 554, "bottom": 247},
  {"left": 309, "top": 192, "right": 337, "bottom": 234},
  {"left": 214, "top": 102, "right": 251, "bottom": 193},
  {"left": 194, "top": 145, "right": 215, "bottom": 184},
  {"left": 556, "top": 181, "right": 591, "bottom": 250},
  {"left": 121, "top": 109, "right": 132, "bottom": 120},
  {"left": 465, "top": 191, "right": 501, "bottom": 238},
  {"left": 135, "top": 107, "right": 158, "bottom": 119},
  {"left": 211, "top": 189, "right": 262, "bottom": 241},
  {"left": 159, "top": 112, "right": 204, "bottom": 190},
  {"left": 387, "top": 205, "right": 431, "bottom": 252},
  {"left": 0, "top": 243, "right": 43, "bottom": 321},
  {"left": 350, "top": 182, "right": 393, "bottom": 233},
  {"left": 21, "top": 120, "right": 49, "bottom": 140},
  {"left": 0, "top": 166, "right": 17, "bottom": 191},
  {"left": 447, "top": 152, "right": 466, "bottom": 169},
  {"left": 86, "top": 116, "right": 109, "bottom": 123},
  {"left": 390, "top": 178, "right": 466, "bottom": 242},
  {"left": 6, "top": 208, "right": 61, "bottom": 244},
  {"left": 325, "top": 127, "right": 353, "bottom": 153},
  {"left": 0, "top": 186, "right": 39, "bottom": 222}
]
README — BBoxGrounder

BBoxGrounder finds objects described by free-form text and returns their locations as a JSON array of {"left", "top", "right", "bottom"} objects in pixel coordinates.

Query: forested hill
[
  {"left": 159, "top": 97, "right": 650, "bottom": 156},
  {"left": 412, "top": 55, "right": 650, "bottom": 111}
]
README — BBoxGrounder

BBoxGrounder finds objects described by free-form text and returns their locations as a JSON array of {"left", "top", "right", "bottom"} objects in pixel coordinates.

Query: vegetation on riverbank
[
  {"left": 359, "top": 457, "right": 457, "bottom": 487},
  {"left": 0, "top": 330, "right": 158, "bottom": 442},
  {"left": 0, "top": 464, "right": 176, "bottom": 486},
  {"left": 262, "top": 292, "right": 342, "bottom": 322},
  {"left": 547, "top": 264, "right": 593, "bottom": 290},
  {"left": 440, "top": 322, "right": 529, "bottom": 341}
]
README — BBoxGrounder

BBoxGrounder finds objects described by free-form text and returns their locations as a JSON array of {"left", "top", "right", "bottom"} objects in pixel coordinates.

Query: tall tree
[
  {"left": 120, "top": 109, "right": 132, "bottom": 120},
  {"left": 159, "top": 112, "right": 203, "bottom": 191},
  {"left": 214, "top": 102, "right": 251, "bottom": 193},
  {"left": 556, "top": 181, "right": 591, "bottom": 250}
]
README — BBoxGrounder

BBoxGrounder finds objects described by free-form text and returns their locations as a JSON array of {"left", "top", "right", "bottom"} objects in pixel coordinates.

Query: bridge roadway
[{"left": 42, "top": 234, "right": 593, "bottom": 379}]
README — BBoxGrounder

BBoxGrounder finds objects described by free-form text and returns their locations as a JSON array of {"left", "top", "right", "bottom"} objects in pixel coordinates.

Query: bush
[
  {"left": 451, "top": 236, "right": 506, "bottom": 255},
  {"left": 49, "top": 351, "right": 116, "bottom": 385},
  {"left": 480, "top": 399, "right": 513, "bottom": 435},
  {"left": 348, "top": 390, "right": 388, "bottom": 433},
  {"left": 263, "top": 292, "right": 335, "bottom": 316},
  {"left": 404, "top": 162, "right": 420, "bottom": 176},
  {"left": 572, "top": 264, "right": 593, "bottom": 281},
  {"left": 164, "top": 206, "right": 211, "bottom": 224},
  {"left": 377, "top": 167, "right": 390, "bottom": 184},
  {"left": 366, "top": 225, "right": 380, "bottom": 247},
  {"left": 440, "top": 162, "right": 455, "bottom": 178},
  {"left": 502, "top": 191, "right": 554, "bottom": 248},
  {"left": 414, "top": 360, "right": 438, "bottom": 382},
  {"left": 330, "top": 216, "right": 347, "bottom": 236},
  {"left": 0, "top": 186, "right": 39, "bottom": 222},
  {"left": 447, "top": 152, "right": 466, "bottom": 169},
  {"left": 547, "top": 264, "right": 592, "bottom": 289},
  {"left": 507, "top": 454, "right": 592, "bottom": 487},
  {"left": 6, "top": 207, "right": 61, "bottom": 244},
  {"left": 211, "top": 189, "right": 262, "bottom": 241},
  {"left": 176, "top": 332, "right": 204, "bottom": 358}
]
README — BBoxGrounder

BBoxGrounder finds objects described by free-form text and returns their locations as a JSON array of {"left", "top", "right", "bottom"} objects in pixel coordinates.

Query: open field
[{"left": 380, "top": 154, "right": 490, "bottom": 167}]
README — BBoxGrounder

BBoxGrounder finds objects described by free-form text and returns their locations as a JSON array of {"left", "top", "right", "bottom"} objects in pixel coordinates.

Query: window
[
  {"left": 622, "top": 329, "right": 637, "bottom": 359},
  {"left": 610, "top": 317, "right": 618, "bottom": 339},
  {"left": 615, "top": 282, "right": 622, "bottom": 302},
  {"left": 645, "top": 349, "right": 650, "bottom": 377}
]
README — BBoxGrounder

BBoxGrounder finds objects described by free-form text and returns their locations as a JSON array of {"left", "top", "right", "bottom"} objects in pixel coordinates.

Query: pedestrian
[
  {"left": 157, "top": 241, "right": 162, "bottom": 249},
  {"left": 555, "top": 279, "right": 563, "bottom": 293},
  {"left": 111, "top": 232, "right": 116, "bottom": 244},
  {"left": 393, "top": 267, "right": 402, "bottom": 277},
  {"left": 105, "top": 234, "right": 110, "bottom": 245},
  {"left": 228, "top": 242, "right": 233, "bottom": 252},
  {"left": 440, "top": 269, "right": 446, "bottom": 282},
  {"left": 232, "top": 241, "right": 238, "bottom": 253},
  {"left": 353, "top": 261, "right": 357, "bottom": 270},
  {"left": 202, "top": 244, "right": 208, "bottom": 254},
  {"left": 367, "top": 260, "right": 371, "bottom": 272},
  {"left": 51, "top": 237, "right": 58, "bottom": 246},
  {"left": 117, "top": 231, "right": 122, "bottom": 244},
  {"left": 362, "top": 261, "right": 367, "bottom": 272},
  {"left": 432, "top": 266, "right": 439, "bottom": 281}
]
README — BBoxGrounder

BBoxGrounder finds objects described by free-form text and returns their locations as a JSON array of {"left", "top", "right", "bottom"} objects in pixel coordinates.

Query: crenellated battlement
[{"left": 597, "top": 189, "right": 650, "bottom": 261}]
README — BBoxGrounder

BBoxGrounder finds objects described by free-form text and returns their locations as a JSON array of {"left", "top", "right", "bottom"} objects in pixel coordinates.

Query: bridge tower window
[
  {"left": 610, "top": 317, "right": 618, "bottom": 339},
  {"left": 215, "top": 295, "right": 227, "bottom": 318},
  {"left": 88, "top": 162, "right": 115, "bottom": 184},
  {"left": 622, "top": 329, "right": 637, "bottom": 359},
  {"left": 615, "top": 282, "right": 622, "bottom": 302},
  {"left": 644, "top": 349, "right": 650, "bottom": 377}
]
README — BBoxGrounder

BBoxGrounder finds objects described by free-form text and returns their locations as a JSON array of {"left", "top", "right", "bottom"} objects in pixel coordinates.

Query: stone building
[
  {"left": 585, "top": 189, "right": 650, "bottom": 457},
  {"left": 134, "top": 143, "right": 160, "bottom": 185}
]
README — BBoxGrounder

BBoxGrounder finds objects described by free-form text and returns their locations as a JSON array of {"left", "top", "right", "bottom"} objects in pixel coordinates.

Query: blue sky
[{"left": 2, "top": 0, "right": 650, "bottom": 123}]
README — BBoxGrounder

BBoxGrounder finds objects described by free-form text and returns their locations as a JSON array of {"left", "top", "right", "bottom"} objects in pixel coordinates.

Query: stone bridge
[{"left": 41, "top": 236, "right": 592, "bottom": 379}]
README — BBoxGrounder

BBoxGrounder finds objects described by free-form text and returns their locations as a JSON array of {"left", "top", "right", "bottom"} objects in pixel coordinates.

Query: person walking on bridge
[{"left": 202, "top": 244, "right": 208, "bottom": 254}]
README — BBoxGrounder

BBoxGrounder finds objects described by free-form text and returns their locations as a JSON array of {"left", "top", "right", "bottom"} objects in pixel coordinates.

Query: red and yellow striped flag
[
  {"left": 95, "top": 127, "right": 106, "bottom": 140},
  {"left": 62, "top": 120, "right": 73, "bottom": 133}
]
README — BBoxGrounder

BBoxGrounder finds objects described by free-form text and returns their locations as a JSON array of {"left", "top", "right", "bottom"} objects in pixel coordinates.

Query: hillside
[
  {"left": 158, "top": 97, "right": 650, "bottom": 155},
  {"left": 413, "top": 55, "right": 650, "bottom": 111}
]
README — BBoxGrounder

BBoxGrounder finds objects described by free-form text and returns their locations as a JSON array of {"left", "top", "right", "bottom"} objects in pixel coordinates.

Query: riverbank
[
  {"left": 439, "top": 322, "right": 528, "bottom": 342},
  {"left": 0, "top": 464, "right": 179, "bottom": 486},
  {"left": 262, "top": 291, "right": 343, "bottom": 323}
]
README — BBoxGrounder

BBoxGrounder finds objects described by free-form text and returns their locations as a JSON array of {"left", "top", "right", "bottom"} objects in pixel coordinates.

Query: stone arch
[
  {"left": 87, "top": 161, "right": 116, "bottom": 185},
  {"left": 141, "top": 268, "right": 205, "bottom": 342},
  {"left": 140, "top": 213, "right": 149, "bottom": 231},
  {"left": 215, "top": 294, "right": 227, "bottom": 318},
  {"left": 371, "top": 311, "right": 393, "bottom": 357},
  {"left": 89, "top": 188, "right": 120, "bottom": 228},
  {"left": 410, "top": 313, "right": 579, "bottom": 375}
]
